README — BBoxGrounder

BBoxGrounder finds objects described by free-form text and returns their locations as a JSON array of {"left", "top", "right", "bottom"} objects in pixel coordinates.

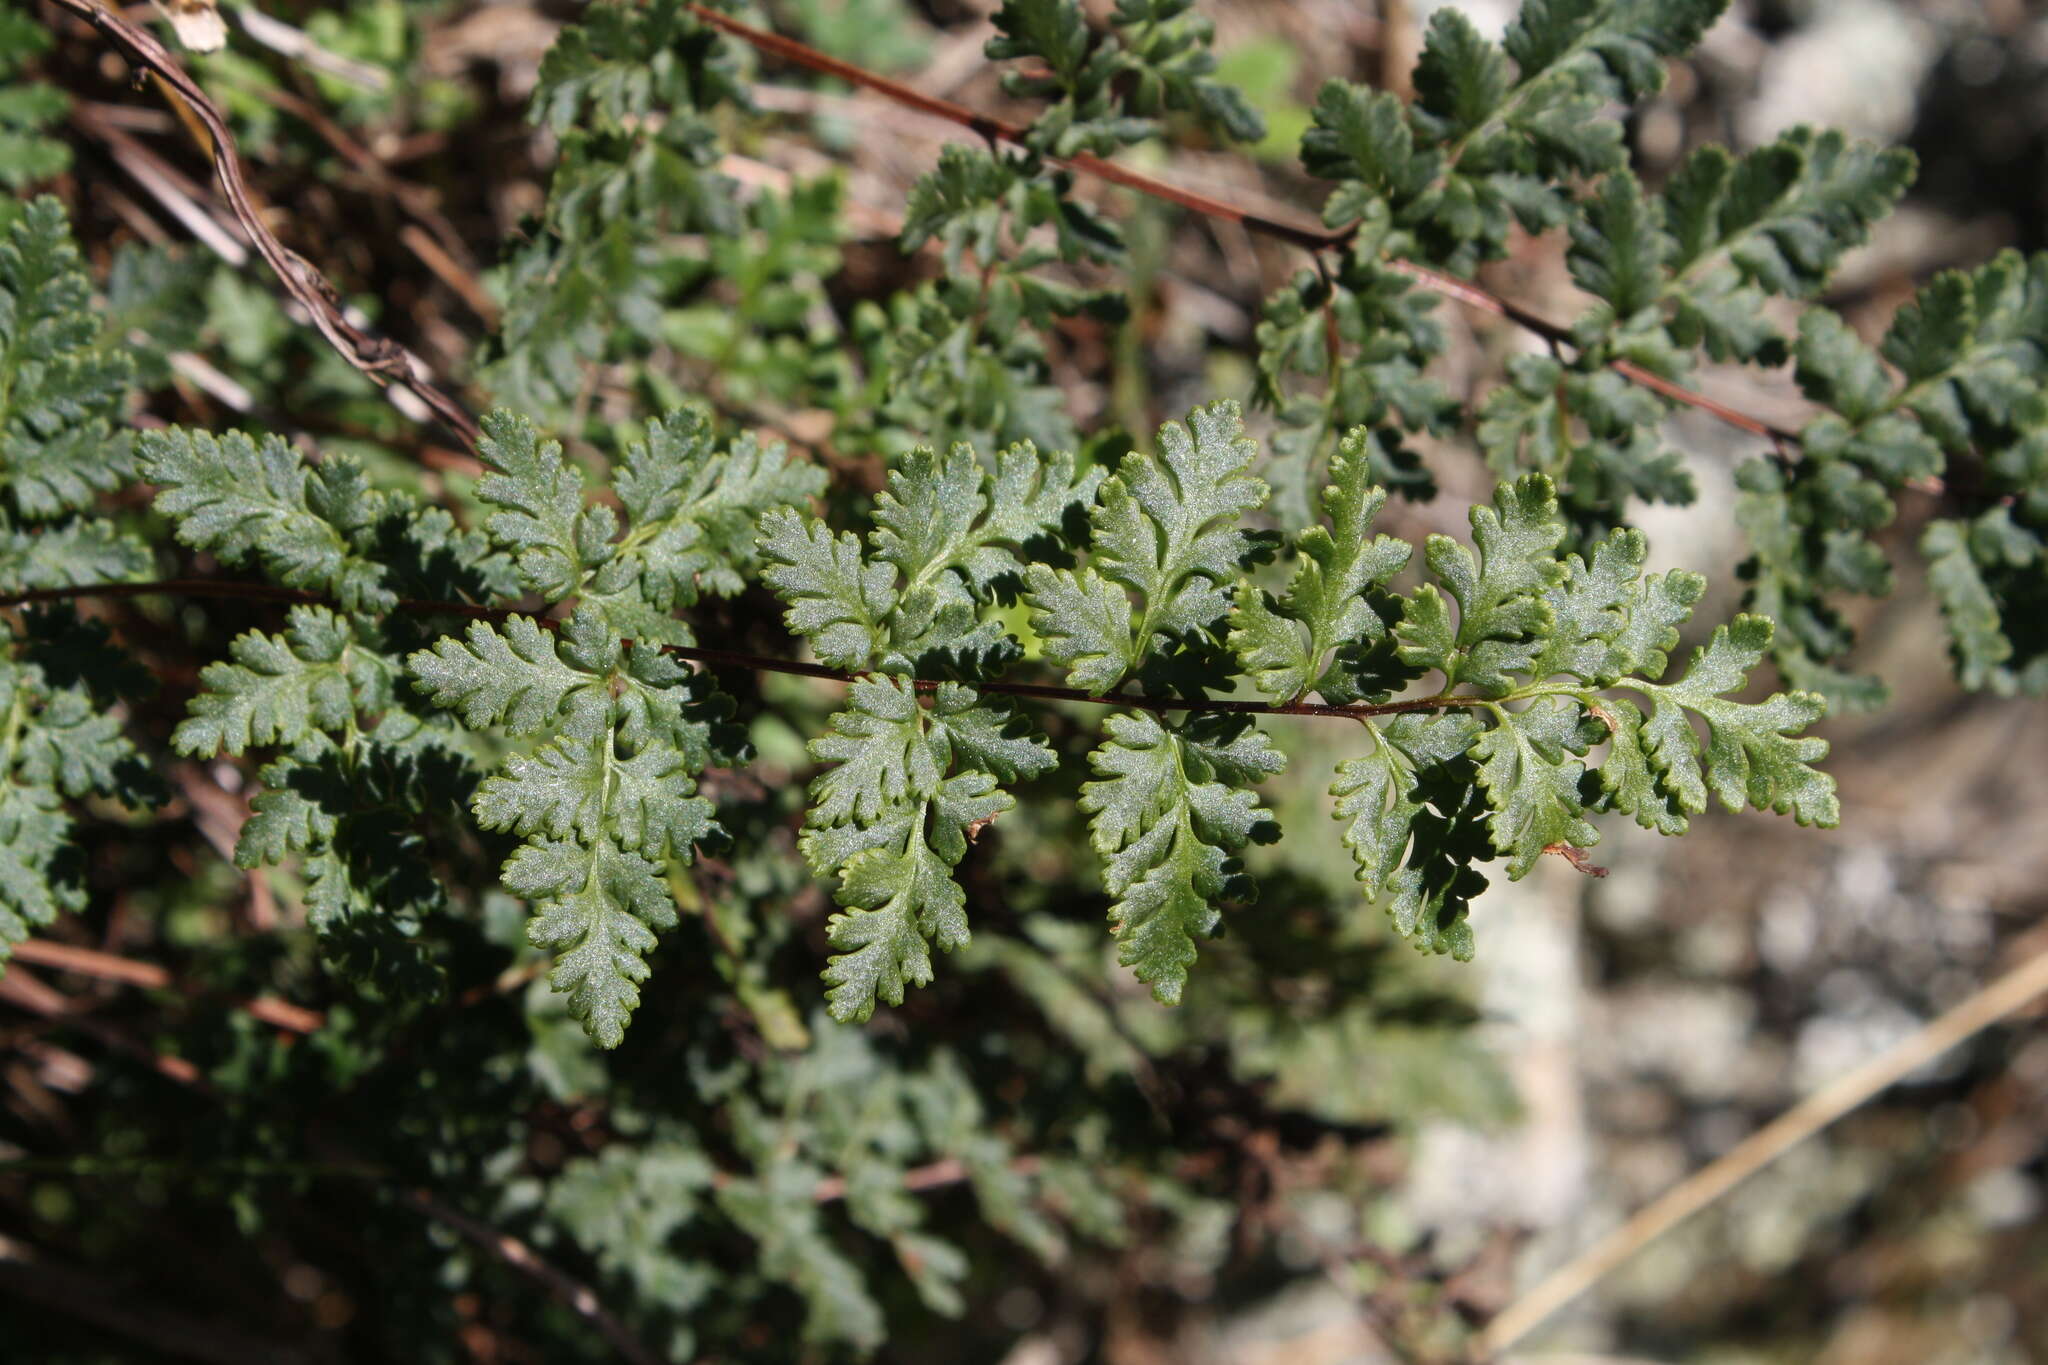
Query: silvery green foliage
[
  {"left": 1758, "top": 255, "right": 2048, "bottom": 704},
  {"left": 763, "top": 400, "right": 1833, "bottom": 1007},
  {"left": 0, "top": 0, "right": 1913, "bottom": 1047},
  {"left": 147, "top": 398, "right": 823, "bottom": 1040},
  {"left": 1249, "top": 0, "right": 2048, "bottom": 711},
  {"left": 1321, "top": 468, "right": 1837, "bottom": 958},
  {"left": 138, "top": 419, "right": 507, "bottom": 998},
  {"left": 760, "top": 436, "right": 1092, "bottom": 1021},
  {"left": 408, "top": 408, "right": 815, "bottom": 1044},
  {"left": 479, "top": 0, "right": 2044, "bottom": 705},
  {"left": 867, "top": 0, "right": 1264, "bottom": 455},
  {"left": 1257, "top": 0, "right": 1738, "bottom": 520},
  {"left": 0, "top": 625, "right": 158, "bottom": 963},
  {"left": 0, "top": 198, "right": 152, "bottom": 591},
  {"left": 987, "top": 0, "right": 1264, "bottom": 157},
  {"left": 483, "top": 0, "right": 2043, "bottom": 723},
  {"left": 488, "top": 0, "right": 752, "bottom": 413},
  {"left": 0, "top": 199, "right": 160, "bottom": 956},
  {"left": 9, "top": 0, "right": 2033, "bottom": 1350}
]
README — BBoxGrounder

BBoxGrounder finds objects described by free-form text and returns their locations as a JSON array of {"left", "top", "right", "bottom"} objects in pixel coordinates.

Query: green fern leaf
[
  {"left": 1331, "top": 727, "right": 1426, "bottom": 901},
  {"left": 897, "top": 137, "right": 1129, "bottom": 283},
  {"left": 412, "top": 605, "right": 725, "bottom": 1045},
  {"left": 1922, "top": 518, "right": 2016, "bottom": 693},
  {"left": 410, "top": 614, "right": 607, "bottom": 736},
  {"left": 987, "top": 0, "right": 1152, "bottom": 156},
  {"left": 1110, "top": 0, "right": 1266, "bottom": 144},
  {"left": 1503, "top": 0, "right": 1725, "bottom": 107},
  {"left": 1082, "top": 711, "right": 1282, "bottom": 1004},
  {"left": 1397, "top": 473, "right": 1568, "bottom": 693},
  {"left": 1027, "top": 399, "right": 1266, "bottom": 693},
  {"left": 586, "top": 406, "right": 826, "bottom": 641},
  {"left": 474, "top": 725, "right": 714, "bottom": 861},
  {"left": 0, "top": 520, "right": 150, "bottom": 594},
  {"left": 0, "top": 198, "right": 133, "bottom": 519},
  {"left": 1794, "top": 311, "right": 1942, "bottom": 479},
  {"left": 806, "top": 676, "right": 939, "bottom": 829},
  {"left": 1470, "top": 694, "right": 1599, "bottom": 877},
  {"left": 1411, "top": 9, "right": 1511, "bottom": 142},
  {"left": 759, "top": 508, "right": 898, "bottom": 673},
  {"left": 1593, "top": 695, "right": 1690, "bottom": 836},
  {"left": 822, "top": 772, "right": 1008, "bottom": 1022},
  {"left": 141, "top": 428, "right": 396, "bottom": 611},
  {"left": 1229, "top": 426, "right": 1414, "bottom": 702},
  {"left": 1530, "top": 528, "right": 1705, "bottom": 685},
  {"left": 509, "top": 836, "right": 676, "bottom": 1049},
  {"left": 174, "top": 607, "right": 390, "bottom": 757},
  {"left": 716, "top": 1156, "right": 887, "bottom": 1350},
  {"left": 0, "top": 655, "right": 154, "bottom": 963},
  {"left": 1633, "top": 615, "right": 1838, "bottom": 825},
  {"left": 0, "top": 18, "right": 69, "bottom": 190},
  {"left": 987, "top": 0, "right": 1093, "bottom": 88},
  {"left": 800, "top": 678, "right": 1054, "bottom": 1022},
  {"left": 1301, "top": 82, "right": 1439, "bottom": 229},
  {"left": 531, "top": 0, "right": 747, "bottom": 135},
  {"left": 1019, "top": 566, "right": 1135, "bottom": 695},
  {"left": 869, "top": 437, "right": 1097, "bottom": 672},
  {"left": 0, "top": 781, "right": 76, "bottom": 959},
  {"left": 1649, "top": 129, "right": 1911, "bottom": 361},
  {"left": 1567, "top": 170, "right": 1670, "bottom": 321},
  {"left": 473, "top": 410, "right": 613, "bottom": 603}
]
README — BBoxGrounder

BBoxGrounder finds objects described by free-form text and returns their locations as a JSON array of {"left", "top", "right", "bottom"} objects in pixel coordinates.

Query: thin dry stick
[
  {"left": 9, "top": 939, "right": 166, "bottom": 988},
  {"left": 686, "top": 4, "right": 1806, "bottom": 449},
  {"left": 44, "top": 0, "right": 480, "bottom": 450},
  {"left": 0, "top": 963, "right": 205, "bottom": 1085},
  {"left": 401, "top": 1191, "right": 663, "bottom": 1365},
  {"left": 8, "top": 939, "right": 323, "bottom": 1033},
  {"left": 803, "top": 1153, "right": 1040, "bottom": 1205},
  {"left": 1475, "top": 945, "right": 2048, "bottom": 1358},
  {"left": 0, "top": 578, "right": 1481, "bottom": 724},
  {"left": 230, "top": 4, "right": 390, "bottom": 93}
]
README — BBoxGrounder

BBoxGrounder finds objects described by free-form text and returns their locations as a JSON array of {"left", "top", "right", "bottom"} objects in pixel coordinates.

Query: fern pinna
[
  {"left": 11, "top": 247, "right": 1838, "bottom": 1044},
  {"left": 0, "top": 151, "right": 1854, "bottom": 1045}
]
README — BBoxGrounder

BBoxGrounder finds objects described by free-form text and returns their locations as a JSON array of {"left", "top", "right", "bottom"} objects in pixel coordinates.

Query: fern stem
[
  {"left": 0, "top": 579, "right": 1487, "bottom": 723},
  {"left": 683, "top": 4, "right": 1806, "bottom": 449},
  {"left": 49, "top": 0, "right": 1808, "bottom": 454}
]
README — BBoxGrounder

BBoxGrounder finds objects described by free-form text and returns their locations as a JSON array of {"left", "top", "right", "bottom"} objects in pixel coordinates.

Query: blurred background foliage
[{"left": 0, "top": 1, "right": 2044, "bottom": 1362}]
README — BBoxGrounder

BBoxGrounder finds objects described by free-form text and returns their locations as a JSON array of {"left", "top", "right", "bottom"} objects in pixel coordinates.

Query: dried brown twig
[
  {"left": 8, "top": 938, "right": 322, "bottom": 1033},
  {"left": 43, "top": 0, "right": 481, "bottom": 451}
]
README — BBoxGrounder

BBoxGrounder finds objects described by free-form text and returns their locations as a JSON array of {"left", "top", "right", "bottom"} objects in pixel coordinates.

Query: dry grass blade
[{"left": 1476, "top": 946, "right": 2048, "bottom": 1357}]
